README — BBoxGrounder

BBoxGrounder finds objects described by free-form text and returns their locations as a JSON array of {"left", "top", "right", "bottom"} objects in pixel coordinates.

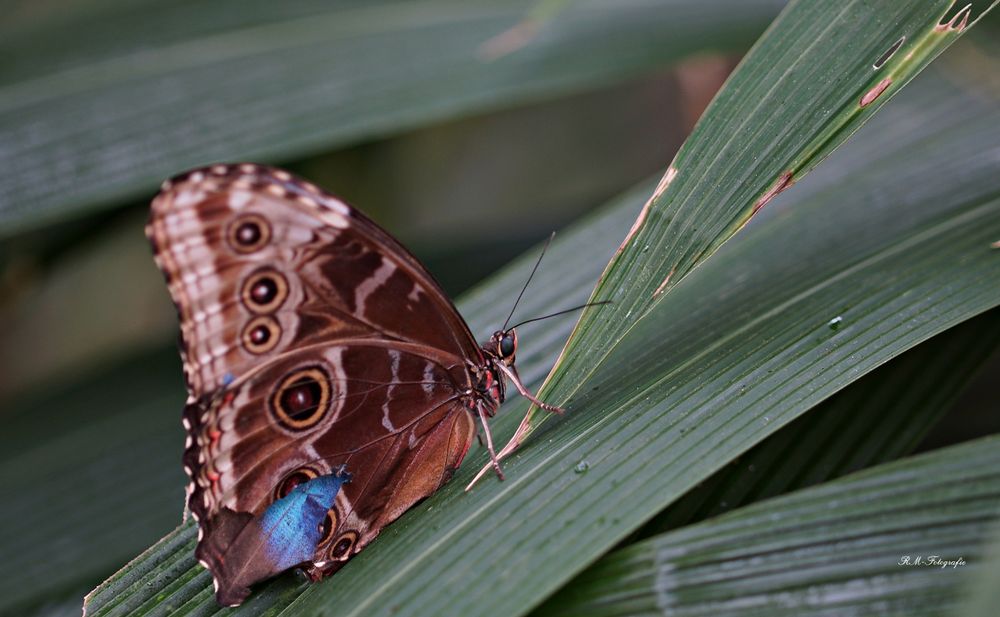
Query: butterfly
[{"left": 146, "top": 163, "right": 563, "bottom": 606}]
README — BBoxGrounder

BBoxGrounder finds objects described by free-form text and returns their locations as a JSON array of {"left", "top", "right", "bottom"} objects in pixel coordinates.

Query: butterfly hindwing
[{"left": 199, "top": 470, "right": 349, "bottom": 606}]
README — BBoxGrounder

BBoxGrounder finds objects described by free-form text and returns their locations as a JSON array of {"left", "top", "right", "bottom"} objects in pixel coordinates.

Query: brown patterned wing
[
  {"left": 147, "top": 163, "right": 482, "bottom": 398},
  {"left": 146, "top": 164, "right": 483, "bottom": 604},
  {"left": 185, "top": 341, "right": 476, "bottom": 604}
]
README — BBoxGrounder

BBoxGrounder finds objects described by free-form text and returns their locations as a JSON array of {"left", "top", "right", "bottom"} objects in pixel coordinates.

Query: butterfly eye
[
  {"left": 241, "top": 269, "right": 288, "bottom": 313},
  {"left": 499, "top": 333, "right": 516, "bottom": 358},
  {"left": 226, "top": 214, "right": 271, "bottom": 253},
  {"left": 270, "top": 367, "right": 333, "bottom": 430}
]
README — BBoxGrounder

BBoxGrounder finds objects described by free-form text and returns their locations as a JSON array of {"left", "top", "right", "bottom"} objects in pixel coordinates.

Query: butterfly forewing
[
  {"left": 148, "top": 164, "right": 482, "bottom": 605},
  {"left": 148, "top": 164, "right": 481, "bottom": 396}
]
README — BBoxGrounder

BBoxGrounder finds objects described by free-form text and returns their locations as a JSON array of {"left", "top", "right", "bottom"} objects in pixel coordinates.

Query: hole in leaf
[
  {"left": 873, "top": 36, "right": 905, "bottom": 69},
  {"left": 936, "top": 3, "right": 972, "bottom": 31}
]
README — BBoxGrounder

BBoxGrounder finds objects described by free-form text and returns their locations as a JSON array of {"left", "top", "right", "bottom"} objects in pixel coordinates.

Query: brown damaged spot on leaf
[
  {"left": 615, "top": 201, "right": 651, "bottom": 258},
  {"left": 615, "top": 166, "right": 678, "bottom": 256},
  {"left": 935, "top": 3, "right": 971, "bottom": 31},
  {"left": 653, "top": 266, "right": 676, "bottom": 297},
  {"left": 752, "top": 171, "right": 794, "bottom": 215},
  {"left": 860, "top": 78, "right": 892, "bottom": 108},
  {"left": 654, "top": 166, "right": 679, "bottom": 200}
]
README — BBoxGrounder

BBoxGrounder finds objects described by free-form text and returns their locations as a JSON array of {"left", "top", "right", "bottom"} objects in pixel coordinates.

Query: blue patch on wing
[{"left": 259, "top": 469, "right": 350, "bottom": 571}]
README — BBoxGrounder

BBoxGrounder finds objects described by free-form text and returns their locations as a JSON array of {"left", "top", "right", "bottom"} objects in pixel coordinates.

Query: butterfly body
[{"left": 147, "top": 164, "right": 552, "bottom": 606}]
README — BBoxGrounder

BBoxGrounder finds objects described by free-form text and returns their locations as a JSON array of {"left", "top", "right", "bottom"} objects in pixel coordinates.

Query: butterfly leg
[
  {"left": 494, "top": 362, "right": 564, "bottom": 414},
  {"left": 476, "top": 404, "right": 505, "bottom": 480}
]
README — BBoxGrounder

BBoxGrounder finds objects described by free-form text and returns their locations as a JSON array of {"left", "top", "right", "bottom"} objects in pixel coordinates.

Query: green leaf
[
  {"left": 960, "top": 518, "right": 1000, "bottom": 617},
  {"left": 82, "top": 57, "right": 1000, "bottom": 616},
  {"left": 518, "top": 0, "right": 997, "bottom": 452},
  {"left": 0, "top": 0, "right": 783, "bottom": 238},
  {"left": 534, "top": 436, "right": 1000, "bottom": 617},
  {"left": 0, "top": 350, "right": 186, "bottom": 614},
  {"left": 644, "top": 307, "right": 1000, "bottom": 534}
]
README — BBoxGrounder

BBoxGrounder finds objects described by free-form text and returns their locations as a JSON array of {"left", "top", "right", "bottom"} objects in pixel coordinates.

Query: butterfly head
[{"left": 489, "top": 329, "right": 518, "bottom": 366}]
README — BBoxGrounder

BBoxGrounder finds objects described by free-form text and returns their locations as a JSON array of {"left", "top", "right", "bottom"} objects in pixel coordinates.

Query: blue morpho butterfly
[{"left": 147, "top": 164, "right": 593, "bottom": 605}]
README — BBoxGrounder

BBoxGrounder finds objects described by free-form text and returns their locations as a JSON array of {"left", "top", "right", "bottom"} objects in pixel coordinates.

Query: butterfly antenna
[
  {"left": 508, "top": 300, "right": 610, "bottom": 330},
  {"left": 502, "top": 232, "right": 555, "bottom": 331}
]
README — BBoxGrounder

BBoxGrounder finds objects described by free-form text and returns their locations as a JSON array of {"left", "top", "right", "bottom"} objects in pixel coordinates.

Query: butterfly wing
[
  {"left": 185, "top": 342, "right": 475, "bottom": 605},
  {"left": 148, "top": 164, "right": 481, "bottom": 605},
  {"left": 148, "top": 163, "right": 481, "bottom": 396}
]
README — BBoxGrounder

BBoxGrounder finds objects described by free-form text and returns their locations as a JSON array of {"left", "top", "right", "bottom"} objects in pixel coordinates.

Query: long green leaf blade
[
  {"left": 0, "top": 0, "right": 783, "bottom": 238},
  {"left": 644, "top": 307, "right": 1000, "bottom": 534},
  {"left": 536, "top": 436, "right": 1000, "bottom": 617},
  {"left": 0, "top": 351, "right": 185, "bottom": 614},
  {"left": 520, "top": 0, "right": 996, "bottom": 450},
  {"left": 961, "top": 519, "right": 1000, "bottom": 617}
]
